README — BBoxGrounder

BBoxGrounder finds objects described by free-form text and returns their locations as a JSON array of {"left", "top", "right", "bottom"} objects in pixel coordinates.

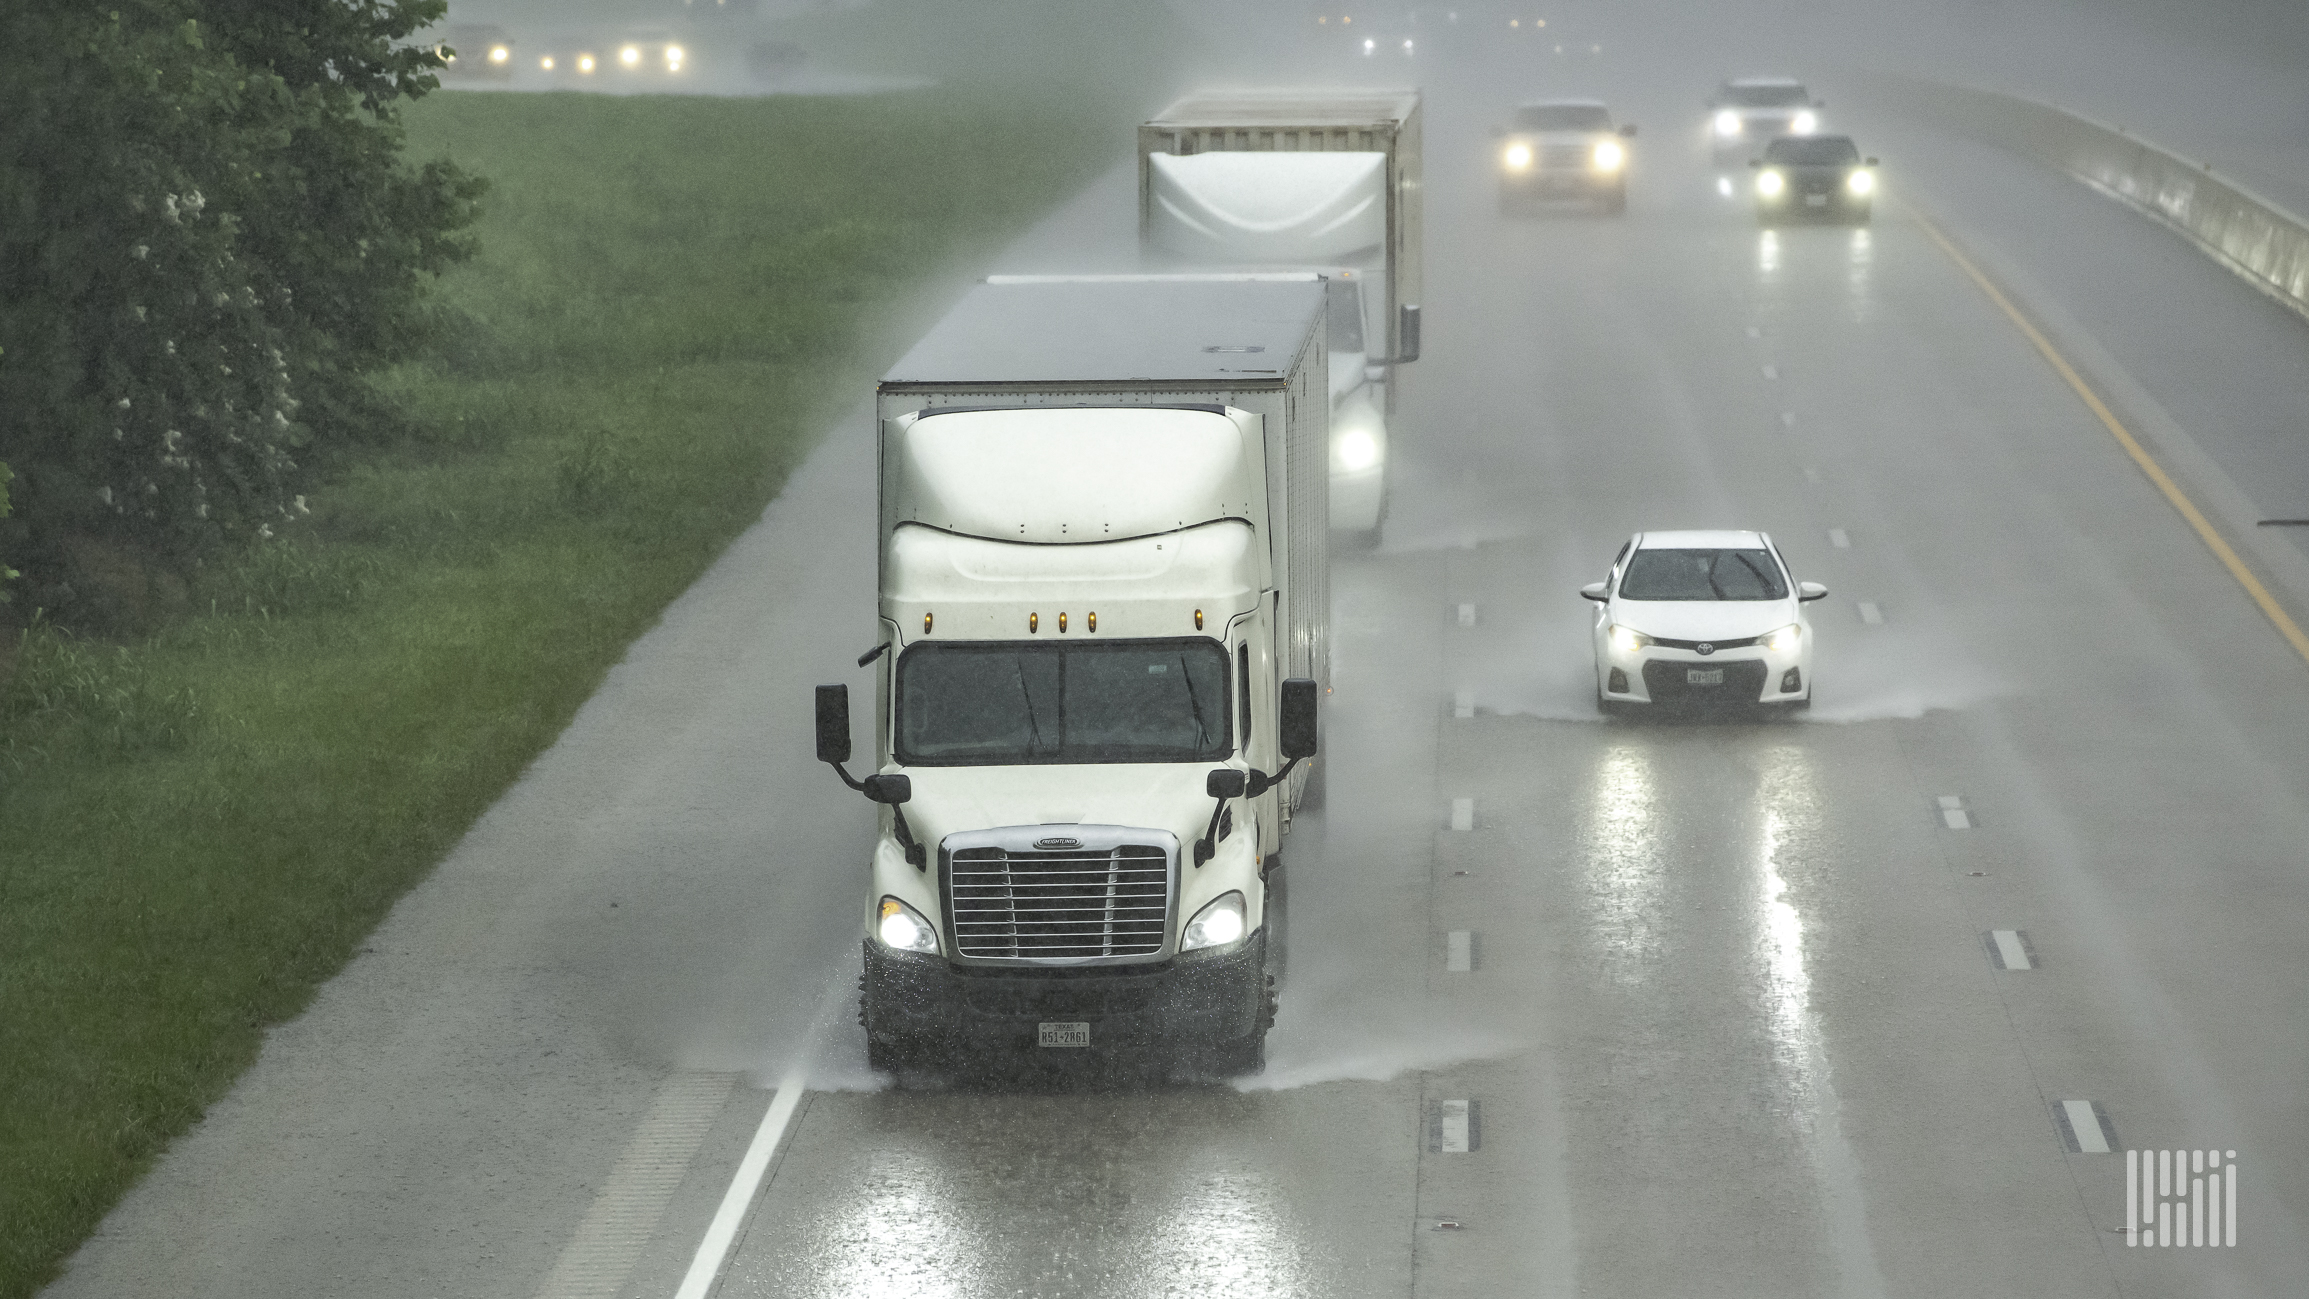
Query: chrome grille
[{"left": 947, "top": 842, "right": 1171, "bottom": 962}]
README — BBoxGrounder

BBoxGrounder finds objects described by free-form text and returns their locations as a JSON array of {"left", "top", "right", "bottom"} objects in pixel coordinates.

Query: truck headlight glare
[
  {"left": 619, "top": 43, "right": 641, "bottom": 67},
  {"left": 1714, "top": 110, "right": 1741, "bottom": 137},
  {"left": 1608, "top": 624, "right": 1651, "bottom": 654},
  {"left": 1337, "top": 426, "right": 1379, "bottom": 471},
  {"left": 1791, "top": 110, "right": 1819, "bottom": 135},
  {"left": 1182, "top": 892, "right": 1247, "bottom": 952},
  {"left": 1847, "top": 169, "right": 1875, "bottom": 195},
  {"left": 877, "top": 896, "right": 938, "bottom": 953},
  {"left": 1503, "top": 142, "right": 1532, "bottom": 171},
  {"left": 1592, "top": 140, "right": 1625, "bottom": 172},
  {"left": 1756, "top": 169, "right": 1786, "bottom": 197},
  {"left": 1764, "top": 623, "right": 1802, "bottom": 652}
]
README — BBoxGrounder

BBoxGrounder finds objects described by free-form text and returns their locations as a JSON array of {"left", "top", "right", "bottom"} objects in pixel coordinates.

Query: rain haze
[{"left": 9, "top": 0, "right": 2309, "bottom": 1296}]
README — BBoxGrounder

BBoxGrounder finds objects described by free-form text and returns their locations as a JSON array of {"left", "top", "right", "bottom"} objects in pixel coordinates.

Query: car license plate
[
  {"left": 1038, "top": 1021, "right": 1091, "bottom": 1048},
  {"left": 1687, "top": 668, "right": 1725, "bottom": 685},
  {"left": 1805, "top": 193, "right": 1829, "bottom": 206}
]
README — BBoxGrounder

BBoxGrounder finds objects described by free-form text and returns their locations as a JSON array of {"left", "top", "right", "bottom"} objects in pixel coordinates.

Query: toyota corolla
[{"left": 1582, "top": 530, "right": 1828, "bottom": 712}]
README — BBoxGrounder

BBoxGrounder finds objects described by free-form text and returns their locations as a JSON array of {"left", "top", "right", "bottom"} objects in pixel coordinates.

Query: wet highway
[{"left": 43, "top": 20, "right": 2309, "bottom": 1299}]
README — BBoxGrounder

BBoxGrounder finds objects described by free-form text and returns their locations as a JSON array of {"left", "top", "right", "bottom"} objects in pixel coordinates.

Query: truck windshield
[
  {"left": 1326, "top": 278, "right": 1365, "bottom": 354},
  {"left": 896, "top": 639, "right": 1233, "bottom": 765},
  {"left": 1515, "top": 104, "right": 1612, "bottom": 132}
]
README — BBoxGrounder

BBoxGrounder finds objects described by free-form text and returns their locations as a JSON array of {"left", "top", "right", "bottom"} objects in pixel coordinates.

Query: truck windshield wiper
[
  {"left": 1177, "top": 653, "right": 1213, "bottom": 750},
  {"left": 1013, "top": 657, "right": 1044, "bottom": 754}
]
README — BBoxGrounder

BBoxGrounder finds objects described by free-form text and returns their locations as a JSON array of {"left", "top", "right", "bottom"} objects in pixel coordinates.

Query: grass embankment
[{"left": 0, "top": 87, "right": 1116, "bottom": 1297}]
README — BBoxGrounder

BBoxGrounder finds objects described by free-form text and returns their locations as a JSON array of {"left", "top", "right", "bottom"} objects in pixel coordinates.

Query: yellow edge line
[{"left": 1913, "top": 211, "right": 2309, "bottom": 668}]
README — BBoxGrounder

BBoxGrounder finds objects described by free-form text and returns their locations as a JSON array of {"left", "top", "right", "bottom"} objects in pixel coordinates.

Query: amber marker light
[
  {"left": 1087, "top": 612, "right": 1097, "bottom": 633},
  {"left": 923, "top": 612, "right": 933, "bottom": 634},
  {"left": 1194, "top": 609, "right": 1205, "bottom": 630},
  {"left": 1030, "top": 612, "right": 1039, "bottom": 633},
  {"left": 1058, "top": 612, "right": 1069, "bottom": 633}
]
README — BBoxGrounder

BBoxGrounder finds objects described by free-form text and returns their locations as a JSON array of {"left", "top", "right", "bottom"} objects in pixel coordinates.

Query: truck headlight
[
  {"left": 1503, "top": 142, "right": 1533, "bottom": 171},
  {"left": 666, "top": 44, "right": 684, "bottom": 69},
  {"left": 1763, "top": 624, "right": 1802, "bottom": 652},
  {"left": 1847, "top": 169, "right": 1875, "bottom": 196},
  {"left": 1592, "top": 140, "right": 1625, "bottom": 172},
  {"left": 877, "top": 896, "right": 939, "bottom": 953},
  {"left": 1714, "top": 110, "right": 1741, "bottom": 137},
  {"left": 1336, "top": 426, "right": 1379, "bottom": 471},
  {"left": 1791, "top": 109, "right": 1819, "bottom": 135},
  {"left": 619, "top": 43, "right": 641, "bottom": 67},
  {"left": 488, "top": 44, "right": 509, "bottom": 64},
  {"left": 1756, "top": 169, "right": 1785, "bottom": 198},
  {"left": 1181, "top": 891, "right": 1247, "bottom": 952},
  {"left": 1608, "top": 624, "right": 1652, "bottom": 654}
]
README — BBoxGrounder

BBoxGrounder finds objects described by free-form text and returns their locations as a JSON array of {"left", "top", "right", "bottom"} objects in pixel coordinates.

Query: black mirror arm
[
  {"left": 827, "top": 760, "right": 926, "bottom": 868},
  {"left": 1192, "top": 795, "right": 1230, "bottom": 867},
  {"left": 856, "top": 642, "right": 889, "bottom": 668},
  {"left": 824, "top": 759, "right": 867, "bottom": 793},
  {"left": 1245, "top": 755, "right": 1304, "bottom": 799}
]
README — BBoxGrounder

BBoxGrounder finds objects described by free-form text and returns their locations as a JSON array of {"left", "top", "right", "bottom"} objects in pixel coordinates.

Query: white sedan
[{"left": 1581, "top": 530, "right": 1827, "bottom": 711}]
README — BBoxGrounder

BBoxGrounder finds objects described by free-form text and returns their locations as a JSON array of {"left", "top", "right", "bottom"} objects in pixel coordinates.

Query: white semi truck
[
  {"left": 1138, "top": 91, "right": 1423, "bottom": 541},
  {"left": 814, "top": 275, "right": 1330, "bottom": 1076}
]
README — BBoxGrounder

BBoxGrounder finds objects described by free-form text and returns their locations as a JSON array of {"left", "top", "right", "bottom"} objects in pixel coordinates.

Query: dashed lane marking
[
  {"left": 1988, "top": 929, "right": 2036, "bottom": 970},
  {"left": 1858, "top": 601, "right": 1884, "bottom": 625},
  {"left": 1452, "top": 689, "right": 1474, "bottom": 719},
  {"left": 1450, "top": 798, "right": 1475, "bottom": 832},
  {"left": 1457, "top": 602, "right": 1476, "bottom": 627},
  {"left": 1431, "top": 1099, "right": 1479, "bottom": 1153},
  {"left": 2056, "top": 1100, "right": 2118, "bottom": 1154},
  {"left": 1938, "top": 794, "right": 1972, "bottom": 830},
  {"left": 1781, "top": 411, "right": 1797, "bottom": 428},
  {"left": 1916, "top": 211, "right": 2309, "bottom": 670},
  {"left": 1446, "top": 930, "right": 1475, "bottom": 972},
  {"left": 1762, "top": 364, "right": 1780, "bottom": 380},
  {"left": 1829, "top": 528, "right": 1850, "bottom": 548},
  {"left": 1803, "top": 466, "right": 1822, "bottom": 483}
]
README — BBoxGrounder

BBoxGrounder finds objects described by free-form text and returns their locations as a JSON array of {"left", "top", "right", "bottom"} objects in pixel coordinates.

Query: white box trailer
[
  {"left": 1139, "top": 91, "right": 1423, "bottom": 537},
  {"left": 812, "top": 275, "right": 1330, "bottom": 1076}
]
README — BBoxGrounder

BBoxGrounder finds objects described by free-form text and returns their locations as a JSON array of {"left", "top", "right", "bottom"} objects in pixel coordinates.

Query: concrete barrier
[{"left": 1877, "top": 78, "right": 2309, "bottom": 324}]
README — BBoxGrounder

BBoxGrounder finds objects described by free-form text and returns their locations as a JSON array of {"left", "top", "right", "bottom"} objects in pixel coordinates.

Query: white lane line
[
  {"left": 1449, "top": 798, "right": 1475, "bottom": 832},
  {"left": 1857, "top": 601, "right": 1884, "bottom": 625},
  {"left": 1803, "top": 466, "right": 1822, "bottom": 483},
  {"left": 1452, "top": 689, "right": 1474, "bottom": 719},
  {"left": 1937, "top": 795, "right": 1964, "bottom": 809},
  {"left": 1989, "top": 930, "right": 2034, "bottom": 970},
  {"left": 1781, "top": 411, "right": 1797, "bottom": 428},
  {"left": 2057, "top": 1100, "right": 2116, "bottom": 1154},
  {"left": 1433, "top": 1098, "right": 1478, "bottom": 1153},
  {"left": 533, "top": 1073, "right": 736, "bottom": 1299},
  {"left": 1746, "top": 325, "right": 1762, "bottom": 339},
  {"left": 672, "top": 1073, "right": 806, "bottom": 1299},
  {"left": 1937, "top": 794, "right": 1971, "bottom": 830},
  {"left": 1762, "top": 364, "right": 1780, "bottom": 380},
  {"left": 1446, "top": 930, "right": 1474, "bottom": 972},
  {"left": 1457, "top": 602, "right": 1477, "bottom": 627},
  {"left": 1829, "top": 528, "right": 1850, "bottom": 549}
]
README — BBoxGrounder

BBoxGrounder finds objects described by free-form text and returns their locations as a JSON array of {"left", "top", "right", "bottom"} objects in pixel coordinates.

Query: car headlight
[
  {"left": 877, "top": 896, "right": 939, "bottom": 953},
  {"left": 577, "top": 53, "right": 596, "bottom": 72},
  {"left": 1714, "top": 110, "right": 1741, "bottom": 136},
  {"left": 1503, "top": 142, "right": 1533, "bottom": 171},
  {"left": 1791, "top": 110, "right": 1819, "bottom": 135},
  {"left": 1763, "top": 624, "right": 1802, "bottom": 652},
  {"left": 1756, "top": 169, "right": 1786, "bottom": 197},
  {"left": 488, "top": 44, "right": 509, "bottom": 64},
  {"left": 1847, "top": 168, "right": 1875, "bottom": 195},
  {"left": 619, "top": 43, "right": 641, "bottom": 67},
  {"left": 1608, "top": 624, "right": 1652, "bottom": 654},
  {"left": 666, "top": 44, "right": 684, "bottom": 68},
  {"left": 1181, "top": 891, "right": 1247, "bottom": 952},
  {"left": 1592, "top": 139, "right": 1625, "bottom": 172}
]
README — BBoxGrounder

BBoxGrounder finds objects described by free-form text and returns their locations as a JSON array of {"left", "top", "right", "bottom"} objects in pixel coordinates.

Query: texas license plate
[
  {"left": 1687, "top": 668, "right": 1725, "bottom": 685},
  {"left": 1805, "top": 193, "right": 1829, "bottom": 206},
  {"left": 1038, "top": 1021, "right": 1091, "bottom": 1048}
]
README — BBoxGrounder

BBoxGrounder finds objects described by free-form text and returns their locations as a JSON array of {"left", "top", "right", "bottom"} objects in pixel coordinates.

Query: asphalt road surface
[{"left": 45, "top": 24, "right": 2309, "bottom": 1299}]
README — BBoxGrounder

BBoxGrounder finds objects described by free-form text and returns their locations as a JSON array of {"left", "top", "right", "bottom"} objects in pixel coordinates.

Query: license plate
[
  {"left": 1038, "top": 1021, "right": 1091, "bottom": 1048},
  {"left": 1805, "top": 193, "right": 1829, "bottom": 206},
  {"left": 1686, "top": 668, "right": 1725, "bottom": 685}
]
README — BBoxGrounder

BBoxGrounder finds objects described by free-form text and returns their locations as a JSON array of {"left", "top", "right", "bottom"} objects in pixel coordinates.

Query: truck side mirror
[
  {"left": 1865, "top": 156, "right": 1879, "bottom": 167},
  {"left": 1620, "top": 123, "right": 1638, "bottom": 138},
  {"left": 1396, "top": 304, "right": 1421, "bottom": 364},
  {"left": 1206, "top": 769, "right": 1248, "bottom": 799},
  {"left": 861, "top": 773, "right": 912, "bottom": 804},
  {"left": 814, "top": 684, "right": 851, "bottom": 764},
  {"left": 1279, "top": 678, "right": 1319, "bottom": 759}
]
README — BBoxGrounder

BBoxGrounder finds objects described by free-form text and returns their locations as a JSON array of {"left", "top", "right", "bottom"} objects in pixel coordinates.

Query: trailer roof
[
  {"left": 1146, "top": 90, "right": 1419, "bottom": 130},
  {"left": 881, "top": 276, "right": 1326, "bottom": 387}
]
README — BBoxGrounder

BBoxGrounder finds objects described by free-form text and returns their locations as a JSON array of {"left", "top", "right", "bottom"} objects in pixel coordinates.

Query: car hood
[{"left": 1609, "top": 598, "right": 1796, "bottom": 641}]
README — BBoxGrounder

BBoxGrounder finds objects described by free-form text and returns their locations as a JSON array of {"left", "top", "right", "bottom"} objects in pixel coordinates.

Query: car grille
[
  {"left": 1643, "top": 658, "right": 1769, "bottom": 701},
  {"left": 946, "top": 844, "right": 1171, "bottom": 962},
  {"left": 1647, "top": 633, "right": 1760, "bottom": 652},
  {"left": 1539, "top": 143, "right": 1591, "bottom": 169}
]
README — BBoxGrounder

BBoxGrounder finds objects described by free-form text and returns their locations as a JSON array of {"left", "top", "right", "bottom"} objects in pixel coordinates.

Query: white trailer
[
  {"left": 1138, "top": 91, "right": 1423, "bottom": 539},
  {"left": 813, "top": 275, "right": 1330, "bottom": 1076}
]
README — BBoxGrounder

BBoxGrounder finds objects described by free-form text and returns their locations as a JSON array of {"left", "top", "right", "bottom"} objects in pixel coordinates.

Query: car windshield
[
  {"left": 1619, "top": 548, "right": 1789, "bottom": 601},
  {"left": 1764, "top": 136, "right": 1861, "bottom": 165},
  {"left": 1326, "top": 277, "right": 1365, "bottom": 353},
  {"left": 1723, "top": 83, "right": 1811, "bottom": 107},
  {"left": 1515, "top": 104, "right": 1612, "bottom": 132},
  {"left": 896, "top": 639, "right": 1232, "bottom": 765}
]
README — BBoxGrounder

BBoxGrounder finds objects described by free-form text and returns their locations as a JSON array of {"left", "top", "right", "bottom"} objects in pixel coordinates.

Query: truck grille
[{"left": 947, "top": 843, "right": 1172, "bottom": 962}]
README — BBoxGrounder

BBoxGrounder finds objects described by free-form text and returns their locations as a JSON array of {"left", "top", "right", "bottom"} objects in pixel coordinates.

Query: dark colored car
[{"left": 1751, "top": 135, "right": 1877, "bottom": 225}]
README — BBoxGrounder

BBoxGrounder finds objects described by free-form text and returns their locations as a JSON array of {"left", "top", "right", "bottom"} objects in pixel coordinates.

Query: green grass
[{"left": 0, "top": 85, "right": 1120, "bottom": 1297}]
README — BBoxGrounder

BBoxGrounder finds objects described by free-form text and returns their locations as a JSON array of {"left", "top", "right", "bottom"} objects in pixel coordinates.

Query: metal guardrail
[{"left": 1879, "top": 78, "right": 2309, "bottom": 324}]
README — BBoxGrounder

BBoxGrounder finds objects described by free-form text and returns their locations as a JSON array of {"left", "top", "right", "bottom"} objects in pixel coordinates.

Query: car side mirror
[
  {"left": 1396, "top": 304, "right": 1421, "bottom": 364},
  {"left": 1620, "top": 123, "right": 1638, "bottom": 138},
  {"left": 1865, "top": 156, "right": 1879, "bottom": 166},
  {"left": 1581, "top": 582, "right": 1609, "bottom": 601},
  {"left": 1279, "top": 677, "right": 1319, "bottom": 759},
  {"left": 1206, "top": 769, "right": 1247, "bottom": 799},
  {"left": 1798, "top": 582, "right": 1829, "bottom": 602},
  {"left": 861, "top": 773, "right": 912, "bottom": 804},
  {"left": 814, "top": 684, "right": 851, "bottom": 764}
]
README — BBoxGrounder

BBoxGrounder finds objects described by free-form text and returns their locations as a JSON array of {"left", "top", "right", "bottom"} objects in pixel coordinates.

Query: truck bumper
[{"left": 863, "top": 933, "right": 1269, "bottom": 1053}]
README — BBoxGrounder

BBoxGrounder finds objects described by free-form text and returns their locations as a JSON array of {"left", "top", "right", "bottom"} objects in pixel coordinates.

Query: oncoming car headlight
[
  {"left": 1756, "top": 169, "right": 1786, "bottom": 198},
  {"left": 1714, "top": 109, "right": 1741, "bottom": 137},
  {"left": 488, "top": 44, "right": 510, "bottom": 64},
  {"left": 1791, "top": 109, "right": 1819, "bottom": 135},
  {"left": 877, "top": 896, "right": 938, "bottom": 953},
  {"left": 1608, "top": 624, "right": 1652, "bottom": 654},
  {"left": 1592, "top": 139, "right": 1625, "bottom": 172},
  {"left": 619, "top": 43, "right": 642, "bottom": 67},
  {"left": 665, "top": 44, "right": 685, "bottom": 69},
  {"left": 1847, "top": 169, "right": 1875, "bottom": 196},
  {"left": 1763, "top": 624, "right": 1802, "bottom": 653},
  {"left": 1181, "top": 892, "right": 1247, "bottom": 952},
  {"left": 1503, "top": 142, "right": 1533, "bottom": 171}
]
